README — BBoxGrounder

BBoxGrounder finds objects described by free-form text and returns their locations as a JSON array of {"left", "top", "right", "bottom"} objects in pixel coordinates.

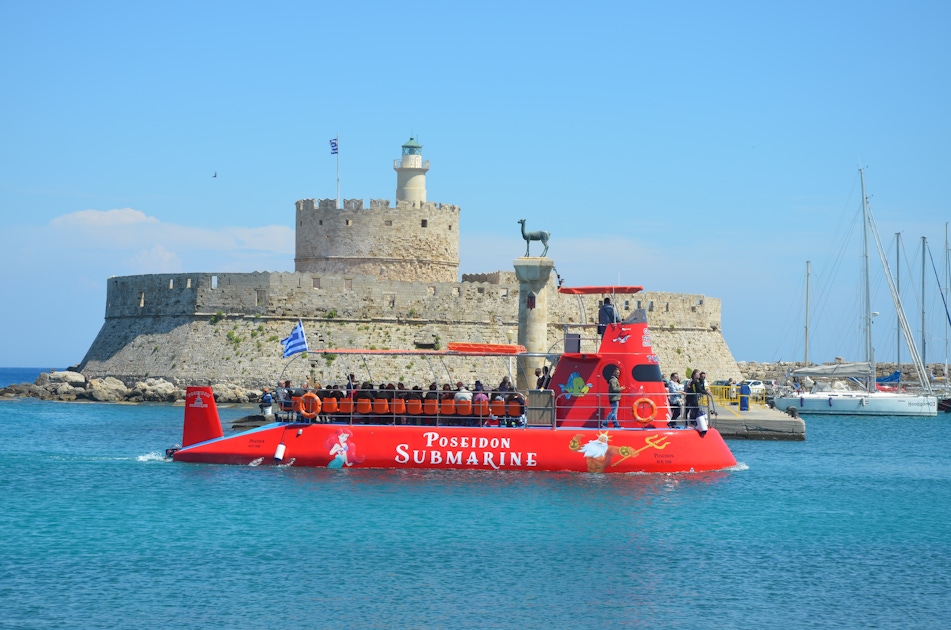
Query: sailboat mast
[
  {"left": 860, "top": 168, "right": 875, "bottom": 391},
  {"left": 896, "top": 233, "right": 901, "bottom": 391},
  {"left": 805, "top": 260, "right": 810, "bottom": 365},
  {"left": 922, "top": 236, "right": 928, "bottom": 378},
  {"left": 946, "top": 222, "right": 949, "bottom": 382}
]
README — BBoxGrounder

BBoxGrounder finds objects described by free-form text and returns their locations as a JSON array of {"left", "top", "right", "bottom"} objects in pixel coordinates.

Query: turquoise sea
[{"left": 1, "top": 367, "right": 949, "bottom": 629}]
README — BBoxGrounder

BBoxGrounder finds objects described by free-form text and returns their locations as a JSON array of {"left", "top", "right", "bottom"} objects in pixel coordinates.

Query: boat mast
[
  {"left": 896, "top": 233, "right": 901, "bottom": 391},
  {"left": 805, "top": 260, "right": 810, "bottom": 365},
  {"left": 860, "top": 168, "right": 875, "bottom": 392},
  {"left": 922, "top": 236, "right": 928, "bottom": 379},
  {"left": 863, "top": 170, "right": 933, "bottom": 395},
  {"left": 946, "top": 222, "right": 949, "bottom": 383}
]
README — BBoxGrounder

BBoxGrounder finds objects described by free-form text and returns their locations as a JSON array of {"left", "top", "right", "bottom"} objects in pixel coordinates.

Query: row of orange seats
[{"left": 292, "top": 395, "right": 525, "bottom": 419}]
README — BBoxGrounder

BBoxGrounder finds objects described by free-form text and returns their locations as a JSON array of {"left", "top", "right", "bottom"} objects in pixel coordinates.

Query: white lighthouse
[{"left": 393, "top": 137, "right": 429, "bottom": 204}]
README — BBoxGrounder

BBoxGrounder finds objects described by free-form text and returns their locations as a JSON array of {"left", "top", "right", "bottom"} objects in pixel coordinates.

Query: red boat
[{"left": 170, "top": 296, "right": 736, "bottom": 474}]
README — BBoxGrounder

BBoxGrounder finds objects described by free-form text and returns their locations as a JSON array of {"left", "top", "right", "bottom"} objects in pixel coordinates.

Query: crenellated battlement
[{"left": 295, "top": 196, "right": 460, "bottom": 282}]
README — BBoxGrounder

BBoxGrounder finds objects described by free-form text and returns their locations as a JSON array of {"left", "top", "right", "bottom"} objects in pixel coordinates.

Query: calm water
[
  {"left": 0, "top": 367, "right": 61, "bottom": 388},
  {"left": 0, "top": 390, "right": 949, "bottom": 628}
]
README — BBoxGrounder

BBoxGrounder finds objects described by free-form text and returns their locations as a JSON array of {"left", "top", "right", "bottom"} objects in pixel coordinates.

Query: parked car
[{"left": 743, "top": 380, "right": 766, "bottom": 394}]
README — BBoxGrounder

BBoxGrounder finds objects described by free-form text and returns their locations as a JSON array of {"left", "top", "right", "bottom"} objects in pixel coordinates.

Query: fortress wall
[
  {"left": 294, "top": 198, "right": 460, "bottom": 282},
  {"left": 82, "top": 272, "right": 741, "bottom": 388},
  {"left": 105, "top": 274, "right": 201, "bottom": 318}
]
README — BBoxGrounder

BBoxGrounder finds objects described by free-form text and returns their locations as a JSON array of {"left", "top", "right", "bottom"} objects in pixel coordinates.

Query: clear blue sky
[{"left": 2, "top": 1, "right": 950, "bottom": 370}]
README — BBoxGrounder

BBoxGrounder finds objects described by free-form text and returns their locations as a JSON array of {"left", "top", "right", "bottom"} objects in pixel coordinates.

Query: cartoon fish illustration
[{"left": 559, "top": 371, "right": 592, "bottom": 398}]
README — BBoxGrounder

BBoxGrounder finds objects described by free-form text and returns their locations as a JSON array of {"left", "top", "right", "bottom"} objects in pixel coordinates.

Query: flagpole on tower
[{"left": 334, "top": 134, "right": 340, "bottom": 210}]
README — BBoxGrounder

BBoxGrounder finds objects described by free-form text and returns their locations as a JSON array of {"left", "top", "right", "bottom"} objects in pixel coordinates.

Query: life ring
[
  {"left": 632, "top": 397, "right": 656, "bottom": 424},
  {"left": 300, "top": 392, "right": 321, "bottom": 419}
]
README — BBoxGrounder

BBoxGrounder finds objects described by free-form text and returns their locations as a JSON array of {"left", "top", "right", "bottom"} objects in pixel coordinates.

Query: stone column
[{"left": 513, "top": 257, "right": 554, "bottom": 391}]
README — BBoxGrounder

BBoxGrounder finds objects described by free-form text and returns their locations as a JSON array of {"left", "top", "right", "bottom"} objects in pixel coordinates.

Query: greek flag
[
  {"left": 329, "top": 138, "right": 338, "bottom": 155},
  {"left": 280, "top": 320, "right": 309, "bottom": 358}
]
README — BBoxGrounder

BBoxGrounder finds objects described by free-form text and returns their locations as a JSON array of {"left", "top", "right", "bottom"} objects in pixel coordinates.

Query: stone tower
[
  {"left": 293, "top": 138, "right": 460, "bottom": 282},
  {"left": 394, "top": 137, "right": 428, "bottom": 203}
]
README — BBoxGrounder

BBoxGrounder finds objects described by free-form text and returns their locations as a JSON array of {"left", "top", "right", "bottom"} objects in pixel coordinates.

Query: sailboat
[{"left": 775, "top": 170, "right": 938, "bottom": 417}]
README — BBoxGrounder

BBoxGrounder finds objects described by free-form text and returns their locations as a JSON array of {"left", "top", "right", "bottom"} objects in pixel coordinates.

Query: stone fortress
[{"left": 78, "top": 138, "right": 742, "bottom": 390}]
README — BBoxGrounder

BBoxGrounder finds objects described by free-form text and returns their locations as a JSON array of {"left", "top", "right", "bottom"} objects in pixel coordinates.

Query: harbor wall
[{"left": 79, "top": 271, "right": 741, "bottom": 389}]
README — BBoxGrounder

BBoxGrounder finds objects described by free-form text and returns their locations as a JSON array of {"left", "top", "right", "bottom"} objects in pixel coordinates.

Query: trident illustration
[{"left": 611, "top": 434, "right": 671, "bottom": 467}]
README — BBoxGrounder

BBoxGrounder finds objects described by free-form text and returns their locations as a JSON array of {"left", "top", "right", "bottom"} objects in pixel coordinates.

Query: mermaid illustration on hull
[{"left": 325, "top": 427, "right": 364, "bottom": 468}]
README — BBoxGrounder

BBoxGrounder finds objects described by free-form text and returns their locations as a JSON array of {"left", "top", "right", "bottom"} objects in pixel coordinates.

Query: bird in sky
[{"left": 212, "top": 172, "right": 217, "bottom": 178}]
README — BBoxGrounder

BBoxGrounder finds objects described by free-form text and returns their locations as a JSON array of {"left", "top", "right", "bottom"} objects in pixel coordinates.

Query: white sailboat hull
[{"left": 775, "top": 391, "right": 937, "bottom": 417}]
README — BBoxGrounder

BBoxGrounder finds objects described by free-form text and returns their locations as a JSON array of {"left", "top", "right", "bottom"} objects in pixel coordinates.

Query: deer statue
[{"left": 517, "top": 219, "right": 550, "bottom": 257}]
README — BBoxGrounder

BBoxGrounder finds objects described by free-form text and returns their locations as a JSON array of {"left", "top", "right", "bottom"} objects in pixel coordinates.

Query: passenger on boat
[
  {"left": 602, "top": 367, "right": 624, "bottom": 428},
  {"left": 540, "top": 366, "right": 552, "bottom": 390},
  {"left": 667, "top": 373, "right": 684, "bottom": 423},
  {"left": 454, "top": 382, "right": 472, "bottom": 402},
  {"left": 259, "top": 388, "right": 273, "bottom": 415},
  {"left": 440, "top": 383, "right": 455, "bottom": 401},
  {"left": 498, "top": 376, "right": 512, "bottom": 393},
  {"left": 504, "top": 392, "right": 527, "bottom": 427},
  {"left": 598, "top": 297, "right": 620, "bottom": 336},
  {"left": 535, "top": 368, "right": 543, "bottom": 388},
  {"left": 685, "top": 371, "right": 706, "bottom": 420},
  {"left": 472, "top": 381, "right": 489, "bottom": 404}
]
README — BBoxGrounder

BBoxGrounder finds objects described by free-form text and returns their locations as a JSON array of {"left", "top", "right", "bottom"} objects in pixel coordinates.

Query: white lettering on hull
[{"left": 396, "top": 432, "right": 534, "bottom": 468}]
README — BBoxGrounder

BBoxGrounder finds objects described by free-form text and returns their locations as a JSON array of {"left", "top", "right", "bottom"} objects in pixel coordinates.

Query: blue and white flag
[
  {"left": 280, "top": 320, "right": 309, "bottom": 358},
  {"left": 330, "top": 138, "right": 338, "bottom": 155}
]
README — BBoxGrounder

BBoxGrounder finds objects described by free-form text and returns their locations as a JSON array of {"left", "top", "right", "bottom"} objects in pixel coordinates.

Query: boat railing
[
  {"left": 277, "top": 388, "right": 717, "bottom": 429},
  {"left": 551, "top": 390, "right": 716, "bottom": 427},
  {"left": 280, "top": 390, "right": 536, "bottom": 428}
]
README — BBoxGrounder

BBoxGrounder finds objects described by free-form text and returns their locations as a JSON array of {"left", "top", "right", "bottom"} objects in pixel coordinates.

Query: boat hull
[
  {"left": 173, "top": 423, "right": 737, "bottom": 473},
  {"left": 774, "top": 392, "right": 937, "bottom": 416}
]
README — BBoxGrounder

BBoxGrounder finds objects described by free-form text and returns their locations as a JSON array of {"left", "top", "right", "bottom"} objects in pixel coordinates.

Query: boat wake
[{"left": 136, "top": 452, "right": 167, "bottom": 463}]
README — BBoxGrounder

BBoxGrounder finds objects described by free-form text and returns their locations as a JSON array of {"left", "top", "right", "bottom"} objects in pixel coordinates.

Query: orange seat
[
  {"left": 292, "top": 397, "right": 302, "bottom": 413},
  {"left": 338, "top": 398, "right": 354, "bottom": 415},
  {"left": 440, "top": 398, "right": 456, "bottom": 416},
  {"left": 423, "top": 399, "right": 439, "bottom": 415},
  {"left": 322, "top": 397, "right": 339, "bottom": 414},
  {"left": 455, "top": 399, "right": 472, "bottom": 416},
  {"left": 356, "top": 398, "right": 372, "bottom": 414},
  {"left": 392, "top": 398, "right": 406, "bottom": 415},
  {"left": 490, "top": 400, "right": 507, "bottom": 418},
  {"left": 507, "top": 399, "right": 525, "bottom": 418},
  {"left": 373, "top": 398, "right": 390, "bottom": 414},
  {"left": 407, "top": 399, "right": 423, "bottom": 415},
  {"left": 474, "top": 399, "right": 489, "bottom": 417}
]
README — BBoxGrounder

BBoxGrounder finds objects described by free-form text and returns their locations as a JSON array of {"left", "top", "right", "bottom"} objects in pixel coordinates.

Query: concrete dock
[{"left": 709, "top": 401, "right": 806, "bottom": 441}]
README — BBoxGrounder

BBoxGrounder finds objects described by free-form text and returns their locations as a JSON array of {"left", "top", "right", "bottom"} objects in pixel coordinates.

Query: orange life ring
[
  {"left": 632, "top": 397, "right": 656, "bottom": 424},
  {"left": 300, "top": 392, "right": 321, "bottom": 419}
]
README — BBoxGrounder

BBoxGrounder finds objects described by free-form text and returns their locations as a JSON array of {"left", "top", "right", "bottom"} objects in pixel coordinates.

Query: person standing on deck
[
  {"left": 598, "top": 298, "right": 620, "bottom": 337},
  {"left": 667, "top": 373, "right": 684, "bottom": 422},
  {"left": 686, "top": 370, "right": 707, "bottom": 421},
  {"left": 602, "top": 367, "right": 624, "bottom": 428}
]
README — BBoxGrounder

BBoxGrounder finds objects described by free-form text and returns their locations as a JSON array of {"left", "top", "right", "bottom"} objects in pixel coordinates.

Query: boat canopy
[
  {"left": 792, "top": 363, "right": 870, "bottom": 378},
  {"left": 322, "top": 343, "right": 528, "bottom": 356},
  {"left": 558, "top": 285, "right": 643, "bottom": 295}
]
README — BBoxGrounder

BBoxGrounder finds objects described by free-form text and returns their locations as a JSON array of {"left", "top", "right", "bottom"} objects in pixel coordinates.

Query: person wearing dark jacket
[{"left": 598, "top": 298, "right": 620, "bottom": 336}]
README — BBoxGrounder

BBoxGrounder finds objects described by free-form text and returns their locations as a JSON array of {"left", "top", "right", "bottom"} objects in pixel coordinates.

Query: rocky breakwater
[{"left": 1, "top": 370, "right": 261, "bottom": 404}]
